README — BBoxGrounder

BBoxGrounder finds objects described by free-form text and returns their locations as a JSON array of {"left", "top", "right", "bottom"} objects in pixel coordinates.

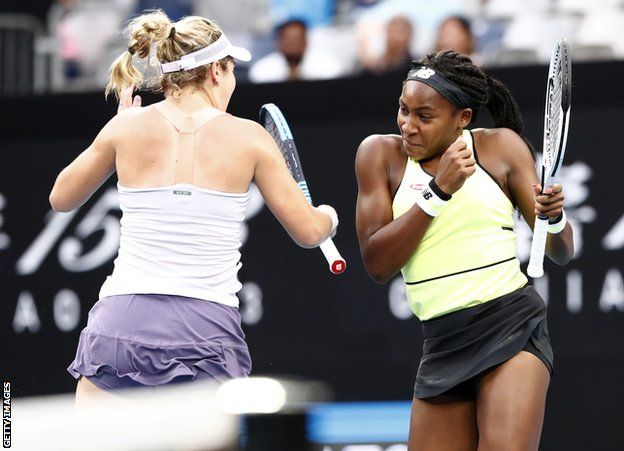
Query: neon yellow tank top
[{"left": 392, "top": 129, "right": 527, "bottom": 320}]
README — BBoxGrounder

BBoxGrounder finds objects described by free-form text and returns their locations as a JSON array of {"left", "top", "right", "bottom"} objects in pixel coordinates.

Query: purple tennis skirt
[{"left": 67, "top": 294, "right": 251, "bottom": 392}]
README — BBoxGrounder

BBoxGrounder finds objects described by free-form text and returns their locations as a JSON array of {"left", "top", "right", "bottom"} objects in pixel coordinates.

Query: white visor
[{"left": 160, "top": 34, "right": 252, "bottom": 74}]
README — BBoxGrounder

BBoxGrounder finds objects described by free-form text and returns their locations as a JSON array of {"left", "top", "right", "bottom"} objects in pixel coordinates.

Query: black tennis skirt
[{"left": 414, "top": 285, "right": 553, "bottom": 399}]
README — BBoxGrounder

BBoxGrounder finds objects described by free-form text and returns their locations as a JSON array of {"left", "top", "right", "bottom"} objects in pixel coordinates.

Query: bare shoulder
[
  {"left": 473, "top": 128, "right": 534, "bottom": 160},
  {"left": 112, "top": 104, "right": 163, "bottom": 133},
  {"left": 356, "top": 134, "right": 403, "bottom": 168},
  {"left": 472, "top": 127, "right": 536, "bottom": 172},
  {"left": 210, "top": 115, "right": 270, "bottom": 142},
  {"left": 213, "top": 114, "right": 257, "bottom": 128}
]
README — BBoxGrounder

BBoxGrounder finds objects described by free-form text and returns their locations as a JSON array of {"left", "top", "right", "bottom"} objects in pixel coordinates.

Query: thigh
[
  {"left": 409, "top": 394, "right": 478, "bottom": 451},
  {"left": 476, "top": 351, "right": 550, "bottom": 451},
  {"left": 75, "top": 376, "right": 119, "bottom": 409}
]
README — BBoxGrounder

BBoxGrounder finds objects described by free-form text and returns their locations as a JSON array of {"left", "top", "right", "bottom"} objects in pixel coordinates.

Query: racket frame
[
  {"left": 527, "top": 39, "right": 572, "bottom": 278},
  {"left": 259, "top": 103, "right": 346, "bottom": 275}
]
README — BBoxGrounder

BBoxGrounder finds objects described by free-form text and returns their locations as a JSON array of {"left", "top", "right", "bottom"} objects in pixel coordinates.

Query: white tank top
[{"left": 98, "top": 101, "right": 249, "bottom": 307}]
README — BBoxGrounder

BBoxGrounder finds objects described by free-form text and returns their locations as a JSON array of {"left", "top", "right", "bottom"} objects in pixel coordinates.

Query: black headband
[{"left": 406, "top": 66, "right": 477, "bottom": 109}]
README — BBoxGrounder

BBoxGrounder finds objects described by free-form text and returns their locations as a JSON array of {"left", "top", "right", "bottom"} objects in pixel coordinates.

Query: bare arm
[
  {"left": 251, "top": 122, "right": 334, "bottom": 248},
  {"left": 355, "top": 136, "right": 434, "bottom": 283},
  {"left": 500, "top": 129, "right": 574, "bottom": 265},
  {"left": 49, "top": 116, "right": 119, "bottom": 212},
  {"left": 356, "top": 135, "right": 476, "bottom": 283},
  {"left": 49, "top": 89, "right": 145, "bottom": 212}
]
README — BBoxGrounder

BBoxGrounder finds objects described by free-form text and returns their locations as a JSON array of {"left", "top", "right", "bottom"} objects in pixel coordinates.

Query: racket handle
[
  {"left": 527, "top": 216, "right": 549, "bottom": 278},
  {"left": 319, "top": 238, "right": 347, "bottom": 274},
  {"left": 297, "top": 182, "right": 346, "bottom": 274}
]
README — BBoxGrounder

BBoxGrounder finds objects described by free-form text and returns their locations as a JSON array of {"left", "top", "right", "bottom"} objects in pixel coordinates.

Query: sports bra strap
[
  {"left": 153, "top": 101, "right": 225, "bottom": 133},
  {"left": 152, "top": 100, "right": 226, "bottom": 184}
]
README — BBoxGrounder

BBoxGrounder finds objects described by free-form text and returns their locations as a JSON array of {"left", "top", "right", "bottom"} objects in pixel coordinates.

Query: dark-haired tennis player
[
  {"left": 51, "top": 10, "right": 338, "bottom": 407},
  {"left": 355, "top": 51, "right": 574, "bottom": 450}
]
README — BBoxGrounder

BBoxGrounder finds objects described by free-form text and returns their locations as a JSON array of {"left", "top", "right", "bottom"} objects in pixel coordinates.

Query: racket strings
[
  {"left": 543, "top": 40, "right": 571, "bottom": 177},
  {"left": 545, "top": 75, "right": 563, "bottom": 167},
  {"left": 263, "top": 114, "right": 303, "bottom": 181}
]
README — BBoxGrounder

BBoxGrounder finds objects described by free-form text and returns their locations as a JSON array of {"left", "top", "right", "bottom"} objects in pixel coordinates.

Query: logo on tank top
[
  {"left": 410, "top": 183, "right": 425, "bottom": 190},
  {"left": 173, "top": 190, "right": 191, "bottom": 196}
]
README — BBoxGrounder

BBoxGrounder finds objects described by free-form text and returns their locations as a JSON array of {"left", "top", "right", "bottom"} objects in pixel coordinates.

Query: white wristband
[
  {"left": 317, "top": 204, "right": 338, "bottom": 238},
  {"left": 414, "top": 180, "right": 450, "bottom": 217},
  {"left": 547, "top": 209, "right": 567, "bottom": 234}
]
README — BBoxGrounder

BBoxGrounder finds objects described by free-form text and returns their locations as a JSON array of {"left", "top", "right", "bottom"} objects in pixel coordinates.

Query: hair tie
[
  {"left": 168, "top": 26, "right": 176, "bottom": 39},
  {"left": 127, "top": 46, "right": 136, "bottom": 55}
]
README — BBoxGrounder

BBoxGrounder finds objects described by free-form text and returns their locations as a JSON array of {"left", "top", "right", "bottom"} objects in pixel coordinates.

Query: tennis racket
[
  {"left": 527, "top": 39, "right": 572, "bottom": 278},
  {"left": 259, "top": 103, "right": 346, "bottom": 275}
]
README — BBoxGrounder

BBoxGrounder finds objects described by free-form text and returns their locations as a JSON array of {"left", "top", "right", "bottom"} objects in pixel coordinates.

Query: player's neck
[{"left": 165, "top": 88, "right": 220, "bottom": 114}]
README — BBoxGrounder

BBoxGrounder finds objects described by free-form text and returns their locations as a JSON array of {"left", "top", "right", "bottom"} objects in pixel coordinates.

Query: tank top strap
[
  {"left": 153, "top": 101, "right": 225, "bottom": 133},
  {"left": 192, "top": 107, "right": 227, "bottom": 130},
  {"left": 152, "top": 100, "right": 225, "bottom": 184},
  {"left": 400, "top": 130, "right": 474, "bottom": 190},
  {"left": 462, "top": 129, "right": 474, "bottom": 157}
]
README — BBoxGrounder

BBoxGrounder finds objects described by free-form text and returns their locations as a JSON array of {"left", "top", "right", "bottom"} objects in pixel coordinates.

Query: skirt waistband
[{"left": 421, "top": 285, "right": 542, "bottom": 338}]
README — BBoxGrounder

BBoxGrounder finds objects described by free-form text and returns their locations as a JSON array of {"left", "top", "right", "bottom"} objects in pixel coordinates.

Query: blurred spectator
[
  {"left": 48, "top": 0, "right": 128, "bottom": 82},
  {"left": 193, "top": 0, "right": 271, "bottom": 38},
  {"left": 355, "top": 0, "right": 466, "bottom": 61},
  {"left": 435, "top": 15, "right": 481, "bottom": 64},
  {"left": 361, "top": 15, "right": 413, "bottom": 75},
  {"left": 192, "top": 0, "right": 272, "bottom": 81},
  {"left": 131, "top": 0, "right": 192, "bottom": 21},
  {"left": 248, "top": 19, "right": 344, "bottom": 82},
  {"left": 270, "top": 0, "right": 335, "bottom": 27},
  {"left": 52, "top": 0, "right": 81, "bottom": 79}
]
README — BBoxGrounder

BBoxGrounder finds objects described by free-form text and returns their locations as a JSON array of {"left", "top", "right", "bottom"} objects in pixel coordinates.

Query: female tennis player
[
  {"left": 355, "top": 50, "right": 574, "bottom": 450},
  {"left": 51, "top": 10, "right": 338, "bottom": 405}
]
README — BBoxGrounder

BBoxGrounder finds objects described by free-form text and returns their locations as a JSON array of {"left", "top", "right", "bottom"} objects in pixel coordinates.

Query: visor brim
[{"left": 229, "top": 46, "right": 252, "bottom": 62}]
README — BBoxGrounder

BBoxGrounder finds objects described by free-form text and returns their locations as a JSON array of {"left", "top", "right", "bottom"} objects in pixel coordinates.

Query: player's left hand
[
  {"left": 532, "top": 183, "right": 565, "bottom": 220},
  {"left": 117, "top": 86, "right": 142, "bottom": 114}
]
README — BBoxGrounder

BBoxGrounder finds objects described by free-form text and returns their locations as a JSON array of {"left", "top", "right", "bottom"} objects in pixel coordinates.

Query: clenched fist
[{"left": 434, "top": 136, "right": 476, "bottom": 195}]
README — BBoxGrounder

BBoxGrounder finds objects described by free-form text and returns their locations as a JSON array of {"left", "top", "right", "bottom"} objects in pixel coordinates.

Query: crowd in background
[{"left": 2, "top": 0, "right": 624, "bottom": 93}]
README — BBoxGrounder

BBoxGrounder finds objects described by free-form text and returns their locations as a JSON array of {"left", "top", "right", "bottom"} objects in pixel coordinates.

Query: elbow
[
  {"left": 49, "top": 176, "right": 69, "bottom": 212},
  {"left": 370, "top": 273, "right": 391, "bottom": 284},
  {"left": 551, "top": 250, "right": 574, "bottom": 266},
  {"left": 49, "top": 191, "right": 62, "bottom": 212},
  {"left": 295, "top": 212, "right": 333, "bottom": 248},
  {"left": 49, "top": 190, "right": 72, "bottom": 213},
  {"left": 369, "top": 271, "right": 392, "bottom": 285},
  {"left": 363, "top": 259, "right": 393, "bottom": 284}
]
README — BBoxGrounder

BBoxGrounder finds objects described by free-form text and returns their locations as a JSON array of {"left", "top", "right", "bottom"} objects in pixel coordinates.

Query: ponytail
[
  {"left": 106, "top": 51, "right": 143, "bottom": 99},
  {"left": 485, "top": 77, "right": 523, "bottom": 134},
  {"left": 105, "top": 10, "right": 172, "bottom": 99}
]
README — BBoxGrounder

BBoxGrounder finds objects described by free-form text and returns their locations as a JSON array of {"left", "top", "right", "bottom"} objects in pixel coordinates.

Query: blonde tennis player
[{"left": 50, "top": 10, "right": 338, "bottom": 406}]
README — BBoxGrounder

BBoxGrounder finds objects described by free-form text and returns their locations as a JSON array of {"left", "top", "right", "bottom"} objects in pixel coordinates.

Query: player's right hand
[{"left": 434, "top": 135, "right": 476, "bottom": 195}]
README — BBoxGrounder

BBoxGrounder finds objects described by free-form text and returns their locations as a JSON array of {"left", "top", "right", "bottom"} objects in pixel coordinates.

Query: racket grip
[
  {"left": 527, "top": 216, "right": 549, "bottom": 278},
  {"left": 319, "top": 238, "right": 347, "bottom": 274}
]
